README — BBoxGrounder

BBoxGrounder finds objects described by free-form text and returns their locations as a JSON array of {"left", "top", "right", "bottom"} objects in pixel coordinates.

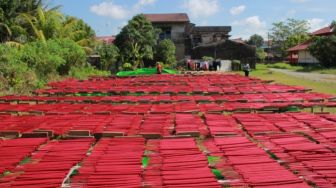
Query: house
[
  {"left": 287, "top": 24, "right": 335, "bottom": 64},
  {"left": 144, "top": 13, "right": 255, "bottom": 63}
]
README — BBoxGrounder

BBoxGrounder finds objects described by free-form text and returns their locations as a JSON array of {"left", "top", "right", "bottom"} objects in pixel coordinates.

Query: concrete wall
[
  {"left": 154, "top": 23, "right": 187, "bottom": 62},
  {"left": 170, "top": 23, "right": 187, "bottom": 61},
  {"left": 298, "top": 50, "right": 319, "bottom": 64}
]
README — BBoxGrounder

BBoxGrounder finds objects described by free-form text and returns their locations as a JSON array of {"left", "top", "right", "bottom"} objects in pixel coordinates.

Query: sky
[{"left": 51, "top": 0, "right": 336, "bottom": 39}]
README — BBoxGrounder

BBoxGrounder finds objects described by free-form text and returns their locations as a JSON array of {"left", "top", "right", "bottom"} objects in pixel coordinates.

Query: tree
[
  {"left": 96, "top": 43, "right": 119, "bottom": 71},
  {"left": 309, "top": 34, "right": 336, "bottom": 68},
  {"left": 270, "top": 18, "right": 310, "bottom": 57},
  {"left": 155, "top": 39, "right": 176, "bottom": 68},
  {"left": 115, "top": 14, "right": 159, "bottom": 69},
  {"left": 0, "top": 0, "right": 42, "bottom": 43},
  {"left": 247, "top": 34, "right": 264, "bottom": 48},
  {"left": 256, "top": 48, "right": 266, "bottom": 62}
]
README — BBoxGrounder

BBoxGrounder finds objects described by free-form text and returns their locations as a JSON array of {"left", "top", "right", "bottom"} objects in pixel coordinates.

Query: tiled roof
[
  {"left": 310, "top": 26, "right": 334, "bottom": 36},
  {"left": 287, "top": 40, "right": 311, "bottom": 52},
  {"left": 144, "top": 13, "right": 190, "bottom": 23}
]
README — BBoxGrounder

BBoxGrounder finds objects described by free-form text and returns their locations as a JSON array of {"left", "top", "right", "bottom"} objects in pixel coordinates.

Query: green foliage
[
  {"left": 0, "top": 0, "right": 42, "bottom": 42},
  {"left": 69, "top": 66, "right": 111, "bottom": 80},
  {"left": 0, "top": 44, "right": 38, "bottom": 94},
  {"left": 202, "top": 56, "right": 214, "bottom": 61},
  {"left": 115, "top": 14, "right": 159, "bottom": 69},
  {"left": 21, "top": 39, "right": 86, "bottom": 78},
  {"left": 231, "top": 60, "right": 241, "bottom": 71},
  {"left": 267, "top": 62, "right": 300, "bottom": 70},
  {"left": 270, "top": 18, "right": 309, "bottom": 57},
  {"left": 309, "top": 34, "right": 336, "bottom": 68},
  {"left": 256, "top": 48, "right": 267, "bottom": 62},
  {"left": 95, "top": 43, "right": 119, "bottom": 70},
  {"left": 247, "top": 34, "right": 264, "bottom": 47},
  {"left": 155, "top": 39, "right": 176, "bottom": 68},
  {"left": 122, "top": 63, "right": 133, "bottom": 71}
]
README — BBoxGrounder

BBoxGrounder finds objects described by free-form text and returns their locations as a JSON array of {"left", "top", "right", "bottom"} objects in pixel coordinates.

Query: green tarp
[{"left": 116, "top": 68, "right": 179, "bottom": 77}]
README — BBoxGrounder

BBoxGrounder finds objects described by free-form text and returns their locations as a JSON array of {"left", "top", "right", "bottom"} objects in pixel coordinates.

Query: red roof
[
  {"left": 310, "top": 26, "right": 334, "bottom": 36},
  {"left": 96, "top": 36, "right": 116, "bottom": 44},
  {"left": 144, "top": 13, "right": 190, "bottom": 23},
  {"left": 287, "top": 40, "right": 311, "bottom": 52}
]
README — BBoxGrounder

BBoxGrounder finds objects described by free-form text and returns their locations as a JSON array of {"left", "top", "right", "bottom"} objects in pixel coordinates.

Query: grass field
[
  {"left": 242, "top": 64, "right": 336, "bottom": 95},
  {"left": 266, "top": 62, "right": 336, "bottom": 74}
]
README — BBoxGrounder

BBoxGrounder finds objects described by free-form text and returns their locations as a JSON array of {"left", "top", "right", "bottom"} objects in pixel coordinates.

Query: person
[
  {"left": 242, "top": 63, "right": 251, "bottom": 77},
  {"left": 156, "top": 62, "right": 162, "bottom": 74}
]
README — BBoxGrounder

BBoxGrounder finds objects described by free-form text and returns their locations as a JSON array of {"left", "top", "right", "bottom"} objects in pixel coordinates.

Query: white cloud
[
  {"left": 90, "top": 0, "right": 157, "bottom": 20},
  {"left": 307, "top": 18, "right": 328, "bottom": 32},
  {"left": 230, "top": 5, "right": 246, "bottom": 16},
  {"left": 90, "top": 2, "right": 128, "bottom": 19},
  {"left": 232, "top": 16, "right": 267, "bottom": 39},
  {"left": 136, "top": 0, "right": 157, "bottom": 7},
  {"left": 182, "top": 0, "right": 219, "bottom": 18}
]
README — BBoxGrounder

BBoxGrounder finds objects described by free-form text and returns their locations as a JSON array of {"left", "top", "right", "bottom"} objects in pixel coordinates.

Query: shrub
[
  {"left": 0, "top": 45, "right": 38, "bottom": 94},
  {"left": 122, "top": 63, "right": 133, "bottom": 71},
  {"left": 95, "top": 43, "right": 119, "bottom": 71},
  {"left": 69, "top": 65, "right": 110, "bottom": 80},
  {"left": 267, "top": 62, "right": 301, "bottom": 70}
]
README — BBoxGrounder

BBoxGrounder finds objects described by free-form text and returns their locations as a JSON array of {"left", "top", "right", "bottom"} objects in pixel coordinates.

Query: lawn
[
  {"left": 244, "top": 64, "right": 336, "bottom": 95},
  {"left": 266, "top": 62, "right": 336, "bottom": 74}
]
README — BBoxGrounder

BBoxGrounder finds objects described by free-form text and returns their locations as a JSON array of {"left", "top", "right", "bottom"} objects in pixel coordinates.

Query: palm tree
[{"left": 0, "top": 0, "right": 42, "bottom": 43}]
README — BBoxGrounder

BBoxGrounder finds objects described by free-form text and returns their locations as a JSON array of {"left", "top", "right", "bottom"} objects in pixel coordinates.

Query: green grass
[
  {"left": 267, "top": 62, "right": 302, "bottom": 71},
  {"left": 248, "top": 64, "right": 336, "bottom": 95},
  {"left": 266, "top": 62, "right": 336, "bottom": 74},
  {"left": 142, "top": 156, "right": 149, "bottom": 168},
  {"left": 19, "top": 157, "right": 31, "bottom": 165}
]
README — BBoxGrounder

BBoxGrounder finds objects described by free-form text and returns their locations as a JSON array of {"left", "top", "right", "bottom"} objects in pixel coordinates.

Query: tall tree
[
  {"left": 115, "top": 14, "right": 159, "bottom": 69},
  {"left": 270, "top": 18, "right": 310, "bottom": 57},
  {"left": 247, "top": 34, "right": 264, "bottom": 48}
]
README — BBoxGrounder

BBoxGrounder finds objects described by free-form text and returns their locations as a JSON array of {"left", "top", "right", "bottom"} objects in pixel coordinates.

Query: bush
[
  {"left": 267, "top": 62, "right": 301, "bottom": 70},
  {"left": 0, "top": 45, "right": 38, "bottom": 94},
  {"left": 95, "top": 43, "right": 119, "bottom": 71},
  {"left": 21, "top": 39, "right": 87, "bottom": 79},
  {"left": 231, "top": 60, "right": 241, "bottom": 71},
  {"left": 69, "top": 65, "right": 110, "bottom": 80},
  {"left": 122, "top": 63, "right": 133, "bottom": 71}
]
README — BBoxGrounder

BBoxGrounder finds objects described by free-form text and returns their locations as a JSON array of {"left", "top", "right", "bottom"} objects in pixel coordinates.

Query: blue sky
[{"left": 51, "top": 0, "right": 336, "bottom": 39}]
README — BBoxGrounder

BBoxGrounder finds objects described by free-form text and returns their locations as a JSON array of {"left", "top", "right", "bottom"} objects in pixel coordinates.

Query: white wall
[
  {"left": 298, "top": 50, "right": 319, "bottom": 64},
  {"left": 220, "top": 60, "right": 232, "bottom": 72}
]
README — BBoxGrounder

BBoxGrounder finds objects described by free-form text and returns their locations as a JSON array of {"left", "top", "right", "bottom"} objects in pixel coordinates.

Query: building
[
  {"left": 144, "top": 13, "right": 255, "bottom": 63},
  {"left": 287, "top": 24, "right": 335, "bottom": 64}
]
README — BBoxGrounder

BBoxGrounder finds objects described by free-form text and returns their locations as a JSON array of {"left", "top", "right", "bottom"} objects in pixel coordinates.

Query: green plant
[
  {"left": 115, "top": 14, "right": 159, "bottom": 69},
  {"left": 155, "top": 39, "right": 176, "bottom": 68},
  {"left": 0, "top": 44, "right": 38, "bottom": 94},
  {"left": 69, "top": 65, "right": 110, "bottom": 80},
  {"left": 202, "top": 56, "right": 214, "bottom": 61},
  {"left": 122, "top": 63, "right": 133, "bottom": 71},
  {"left": 95, "top": 43, "right": 119, "bottom": 71},
  {"left": 309, "top": 34, "right": 336, "bottom": 68}
]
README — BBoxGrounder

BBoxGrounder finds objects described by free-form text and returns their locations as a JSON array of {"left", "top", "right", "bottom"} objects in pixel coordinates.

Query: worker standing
[{"left": 156, "top": 62, "right": 162, "bottom": 74}]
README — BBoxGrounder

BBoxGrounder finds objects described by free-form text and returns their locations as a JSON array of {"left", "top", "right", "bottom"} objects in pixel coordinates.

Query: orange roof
[
  {"left": 287, "top": 40, "right": 311, "bottom": 52},
  {"left": 144, "top": 13, "right": 190, "bottom": 23}
]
